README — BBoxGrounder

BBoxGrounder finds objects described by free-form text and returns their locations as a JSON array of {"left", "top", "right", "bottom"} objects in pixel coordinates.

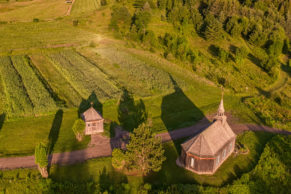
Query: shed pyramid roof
[
  {"left": 82, "top": 107, "right": 103, "bottom": 122},
  {"left": 182, "top": 120, "right": 236, "bottom": 157}
]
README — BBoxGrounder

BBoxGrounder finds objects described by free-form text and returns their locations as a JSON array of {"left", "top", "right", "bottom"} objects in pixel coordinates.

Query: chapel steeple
[{"left": 214, "top": 88, "right": 226, "bottom": 123}]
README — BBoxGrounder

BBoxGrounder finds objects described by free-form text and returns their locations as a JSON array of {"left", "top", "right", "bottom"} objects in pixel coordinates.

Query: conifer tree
[{"left": 112, "top": 123, "right": 166, "bottom": 176}]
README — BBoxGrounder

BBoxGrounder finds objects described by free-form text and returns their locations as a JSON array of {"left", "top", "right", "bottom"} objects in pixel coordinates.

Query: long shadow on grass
[
  {"left": 0, "top": 113, "right": 5, "bottom": 132},
  {"left": 78, "top": 91, "right": 103, "bottom": 117},
  {"left": 149, "top": 76, "right": 209, "bottom": 184},
  {"left": 48, "top": 109, "right": 63, "bottom": 156},
  {"left": 118, "top": 88, "right": 147, "bottom": 132}
]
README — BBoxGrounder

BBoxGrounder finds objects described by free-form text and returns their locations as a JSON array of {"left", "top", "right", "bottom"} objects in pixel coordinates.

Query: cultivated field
[
  {"left": 71, "top": 0, "right": 100, "bottom": 16},
  {"left": 0, "top": 0, "right": 70, "bottom": 22}
]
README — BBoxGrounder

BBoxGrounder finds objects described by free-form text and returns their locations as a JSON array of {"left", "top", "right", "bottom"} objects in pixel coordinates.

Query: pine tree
[
  {"left": 204, "top": 14, "right": 223, "bottom": 40},
  {"left": 112, "top": 123, "right": 166, "bottom": 176}
]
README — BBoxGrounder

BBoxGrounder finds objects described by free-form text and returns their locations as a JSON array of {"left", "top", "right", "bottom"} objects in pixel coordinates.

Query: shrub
[
  {"left": 33, "top": 18, "right": 39, "bottom": 23},
  {"left": 72, "top": 119, "right": 85, "bottom": 141},
  {"left": 235, "top": 46, "right": 248, "bottom": 64},
  {"left": 35, "top": 142, "right": 48, "bottom": 168},
  {"left": 112, "top": 149, "right": 126, "bottom": 169},
  {"left": 73, "top": 20, "right": 79, "bottom": 27},
  {"left": 217, "top": 47, "right": 229, "bottom": 62}
]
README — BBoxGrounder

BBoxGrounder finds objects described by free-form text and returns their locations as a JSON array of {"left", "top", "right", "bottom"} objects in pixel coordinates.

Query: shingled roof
[
  {"left": 181, "top": 120, "right": 236, "bottom": 157},
  {"left": 181, "top": 96, "right": 236, "bottom": 157},
  {"left": 82, "top": 107, "right": 103, "bottom": 122}
]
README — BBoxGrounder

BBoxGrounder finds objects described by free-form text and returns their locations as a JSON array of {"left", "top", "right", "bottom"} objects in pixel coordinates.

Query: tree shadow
[
  {"left": 161, "top": 75, "right": 207, "bottom": 151},
  {"left": 255, "top": 87, "right": 271, "bottom": 98},
  {"left": 48, "top": 109, "right": 63, "bottom": 156},
  {"left": 0, "top": 113, "right": 5, "bottom": 133},
  {"left": 118, "top": 88, "right": 147, "bottom": 132},
  {"left": 78, "top": 91, "right": 103, "bottom": 117},
  {"left": 99, "top": 167, "right": 128, "bottom": 193}
]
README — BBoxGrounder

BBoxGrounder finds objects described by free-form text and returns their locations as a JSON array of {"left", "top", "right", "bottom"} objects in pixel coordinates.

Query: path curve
[{"left": 0, "top": 118, "right": 290, "bottom": 170}]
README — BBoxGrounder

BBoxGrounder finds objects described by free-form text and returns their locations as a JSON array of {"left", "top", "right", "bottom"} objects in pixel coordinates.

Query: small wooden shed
[
  {"left": 81, "top": 106, "right": 104, "bottom": 135},
  {"left": 177, "top": 97, "right": 236, "bottom": 174}
]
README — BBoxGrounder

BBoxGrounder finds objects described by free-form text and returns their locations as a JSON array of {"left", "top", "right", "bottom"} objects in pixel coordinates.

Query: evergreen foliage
[
  {"left": 112, "top": 123, "right": 166, "bottom": 176},
  {"left": 204, "top": 14, "right": 224, "bottom": 40}
]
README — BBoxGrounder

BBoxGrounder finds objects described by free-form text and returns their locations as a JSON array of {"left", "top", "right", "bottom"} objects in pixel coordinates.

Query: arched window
[{"left": 190, "top": 157, "right": 195, "bottom": 168}]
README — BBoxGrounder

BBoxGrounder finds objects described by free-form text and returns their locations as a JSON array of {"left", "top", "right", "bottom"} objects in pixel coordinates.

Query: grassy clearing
[
  {"left": 47, "top": 50, "right": 120, "bottom": 100},
  {"left": 71, "top": 0, "right": 100, "bottom": 16},
  {"left": 11, "top": 55, "right": 57, "bottom": 114},
  {"left": 0, "top": 0, "right": 69, "bottom": 22},
  {"left": 29, "top": 54, "right": 83, "bottom": 107},
  {"left": 0, "top": 56, "right": 33, "bottom": 118},
  {"left": 0, "top": 109, "right": 90, "bottom": 157}
]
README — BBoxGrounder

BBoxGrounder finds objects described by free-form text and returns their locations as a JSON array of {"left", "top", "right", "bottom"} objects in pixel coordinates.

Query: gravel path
[{"left": 0, "top": 117, "right": 290, "bottom": 170}]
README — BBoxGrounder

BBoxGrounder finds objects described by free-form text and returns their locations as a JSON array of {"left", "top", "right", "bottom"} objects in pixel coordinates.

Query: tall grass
[
  {"left": 0, "top": 56, "right": 33, "bottom": 117},
  {"left": 11, "top": 56, "right": 57, "bottom": 114}
]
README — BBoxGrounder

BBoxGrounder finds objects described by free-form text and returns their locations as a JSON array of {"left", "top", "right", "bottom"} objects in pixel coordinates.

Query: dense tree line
[{"left": 109, "top": 0, "right": 291, "bottom": 77}]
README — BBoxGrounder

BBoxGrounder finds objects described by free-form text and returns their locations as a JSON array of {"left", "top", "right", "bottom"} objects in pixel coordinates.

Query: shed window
[
  {"left": 229, "top": 142, "right": 233, "bottom": 152},
  {"left": 223, "top": 149, "right": 226, "bottom": 159},
  {"left": 216, "top": 155, "right": 220, "bottom": 166},
  {"left": 190, "top": 157, "right": 195, "bottom": 168},
  {"left": 88, "top": 123, "right": 90, "bottom": 127}
]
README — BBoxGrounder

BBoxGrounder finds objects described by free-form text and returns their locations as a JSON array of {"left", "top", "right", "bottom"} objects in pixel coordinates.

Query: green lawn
[{"left": 0, "top": 109, "right": 90, "bottom": 157}]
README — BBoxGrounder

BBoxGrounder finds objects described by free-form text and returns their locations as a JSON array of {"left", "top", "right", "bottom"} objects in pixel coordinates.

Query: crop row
[
  {"left": 47, "top": 50, "right": 120, "bottom": 101},
  {"left": 0, "top": 56, "right": 33, "bottom": 117},
  {"left": 29, "top": 54, "right": 83, "bottom": 107},
  {"left": 11, "top": 56, "right": 57, "bottom": 114},
  {"left": 96, "top": 47, "right": 178, "bottom": 96}
]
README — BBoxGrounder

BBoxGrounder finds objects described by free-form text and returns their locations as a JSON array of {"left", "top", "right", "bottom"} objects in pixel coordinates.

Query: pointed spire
[{"left": 217, "top": 88, "right": 224, "bottom": 116}]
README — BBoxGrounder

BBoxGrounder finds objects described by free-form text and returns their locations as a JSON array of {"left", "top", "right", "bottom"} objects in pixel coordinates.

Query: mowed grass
[
  {"left": 0, "top": 21, "right": 95, "bottom": 53},
  {"left": 71, "top": 0, "right": 100, "bottom": 16},
  {"left": 0, "top": 109, "right": 90, "bottom": 157},
  {"left": 0, "top": 0, "right": 70, "bottom": 22}
]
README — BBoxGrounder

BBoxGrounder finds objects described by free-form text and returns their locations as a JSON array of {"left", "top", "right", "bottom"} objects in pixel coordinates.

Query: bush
[
  {"left": 217, "top": 47, "right": 229, "bottom": 62},
  {"left": 33, "top": 18, "right": 39, "bottom": 23},
  {"left": 72, "top": 119, "right": 85, "bottom": 141},
  {"left": 73, "top": 20, "right": 79, "bottom": 26},
  {"left": 235, "top": 46, "right": 248, "bottom": 64},
  {"left": 35, "top": 143, "right": 48, "bottom": 168}
]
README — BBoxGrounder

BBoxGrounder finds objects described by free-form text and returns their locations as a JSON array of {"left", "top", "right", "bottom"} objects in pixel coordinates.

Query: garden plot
[
  {"left": 29, "top": 54, "right": 83, "bottom": 107},
  {"left": 11, "top": 56, "right": 57, "bottom": 114},
  {"left": 90, "top": 47, "right": 181, "bottom": 97},
  {"left": 47, "top": 50, "right": 120, "bottom": 101},
  {"left": 0, "top": 56, "right": 33, "bottom": 117}
]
